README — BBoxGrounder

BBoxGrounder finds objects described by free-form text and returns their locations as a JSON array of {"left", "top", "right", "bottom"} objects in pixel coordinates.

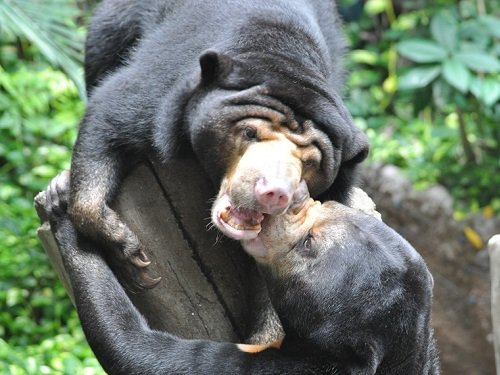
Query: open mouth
[
  {"left": 212, "top": 195, "right": 265, "bottom": 240},
  {"left": 212, "top": 181, "right": 310, "bottom": 241},
  {"left": 219, "top": 206, "right": 264, "bottom": 231}
]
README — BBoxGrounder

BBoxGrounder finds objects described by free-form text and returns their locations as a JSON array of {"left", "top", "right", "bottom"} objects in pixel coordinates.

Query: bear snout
[{"left": 254, "top": 177, "right": 293, "bottom": 214}]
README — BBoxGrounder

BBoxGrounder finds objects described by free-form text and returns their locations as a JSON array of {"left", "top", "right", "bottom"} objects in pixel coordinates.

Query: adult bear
[{"left": 69, "top": 0, "right": 369, "bottom": 292}]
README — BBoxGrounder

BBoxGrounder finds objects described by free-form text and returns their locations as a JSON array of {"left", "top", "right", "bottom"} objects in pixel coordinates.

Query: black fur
[
  {"left": 256, "top": 204, "right": 441, "bottom": 374},
  {"left": 45, "top": 173, "right": 439, "bottom": 374},
  {"left": 69, "top": 0, "right": 369, "bottom": 291},
  {"left": 46, "top": 173, "right": 342, "bottom": 375}
]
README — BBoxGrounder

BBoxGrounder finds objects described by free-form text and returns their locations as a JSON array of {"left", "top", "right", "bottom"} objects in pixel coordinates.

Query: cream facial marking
[{"left": 211, "top": 118, "right": 326, "bottom": 241}]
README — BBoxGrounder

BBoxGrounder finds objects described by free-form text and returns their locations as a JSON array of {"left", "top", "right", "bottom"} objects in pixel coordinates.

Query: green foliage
[
  {"left": 396, "top": 10, "right": 500, "bottom": 94},
  {"left": 0, "top": 64, "right": 104, "bottom": 373},
  {"left": 345, "top": 0, "right": 500, "bottom": 214},
  {"left": 0, "top": 4, "right": 104, "bottom": 372},
  {"left": 0, "top": 0, "right": 498, "bottom": 373},
  {"left": 0, "top": 0, "right": 85, "bottom": 97}
]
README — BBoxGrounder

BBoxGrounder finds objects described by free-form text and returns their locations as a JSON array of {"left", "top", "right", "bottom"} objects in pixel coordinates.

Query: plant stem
[
  {"left": 457, "top": 108, "right": 476, "bottom": 165},
  {"left": 15, "top": 37, "right": 25, "bottom": 60},
  {"left": 476, "top": 0, "right": 486, "bottom": 16},
  {"left": 385, "top": 0, "right": 396, "bottom": 24}
]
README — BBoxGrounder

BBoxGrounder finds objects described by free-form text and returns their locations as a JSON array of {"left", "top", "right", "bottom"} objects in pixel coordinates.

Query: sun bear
[
  {"left": 69, "top": 0, "right": 368, "bottom": 292},
  {"left": 44, "top": 172, "right": 440, "bottom": 374}
]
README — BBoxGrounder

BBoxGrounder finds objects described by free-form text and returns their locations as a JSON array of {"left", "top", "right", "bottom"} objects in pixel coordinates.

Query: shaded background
[{"left": 0, "top": 0, "right": 498, "bottom": 373}]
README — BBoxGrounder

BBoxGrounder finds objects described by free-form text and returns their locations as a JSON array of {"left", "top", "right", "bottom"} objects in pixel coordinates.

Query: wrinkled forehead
[
  {"left": 211, "top": 81, "right": 339, "bottom": 139},
  {"left": 264, "top": 80, "right": 349, "bottom": 140},
  {"left": 239, "top": 116, "right": 329, "bottom": 150}
]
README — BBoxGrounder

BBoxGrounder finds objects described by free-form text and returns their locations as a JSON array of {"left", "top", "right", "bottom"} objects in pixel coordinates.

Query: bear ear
[
  {"left": 342, "top": 125, "right": 369, "bottom": 165},
  {"left": 316, "top": 97, "right": 369, "bottom": 204},
  {"left": 199, "top": 50, "right": 233, "bottom": 84}
]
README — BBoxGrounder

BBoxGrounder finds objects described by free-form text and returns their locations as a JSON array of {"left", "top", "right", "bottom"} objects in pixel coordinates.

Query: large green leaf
[
  {"left": 398, "top": 66, "right": 441, "bottom": 90},
  {"left": 470, "top": 77, "right": 500, "bottom": 106},
  {"left": 0, "top": 0, "right": 85, "bottom": 98},
  {"left": 431, "top": 12, "right": 458, "bottom": 51},
  {"left": 456, "top": 50, "right": 500, "bottom": 73},
  {"left": 442, "top": 58, "right": 470, "bottom": 93},
  {"left": 460, "top": 19, "right": 491, "bottom": 49},
  {"left": 480, "top": 15, "right": 500, "bottom": 38},
  {"left": 481, "top": 79, "right": 500, "bottom": 106},
  {"left": 397, "top": 39, "right": 448, "bottom": 63},
  {"left": 364, "top": 0, "right": 387, "bottom": 16}
]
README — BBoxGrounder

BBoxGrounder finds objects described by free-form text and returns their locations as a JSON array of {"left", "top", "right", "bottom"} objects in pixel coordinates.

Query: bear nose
[{"left": 255, "top": 178, "right": 292, "bottom": 212}]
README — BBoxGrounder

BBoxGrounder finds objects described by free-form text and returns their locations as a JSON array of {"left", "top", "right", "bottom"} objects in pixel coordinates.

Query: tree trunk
[{"left": 34, "top": 158, "right": 261, "bottom": 342}]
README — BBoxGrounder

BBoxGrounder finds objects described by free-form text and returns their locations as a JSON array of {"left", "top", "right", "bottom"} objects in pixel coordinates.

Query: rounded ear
[
  {"left": 317, "top": 97, "right": 369, "bottom": 204},
  {"left": 342, "top": 125, "right": 369, "bottom": 165},
  {"left": 329, "top": 92, "right": 369, "bottom": 165},
  {"left": 199, "top": 50, "right": 233, "bottom": 84}
]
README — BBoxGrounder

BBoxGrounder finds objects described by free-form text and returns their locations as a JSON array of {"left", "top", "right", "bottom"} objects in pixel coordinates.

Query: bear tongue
[{"left": 220, "top": 207, "right": 264, "bottom": 230}]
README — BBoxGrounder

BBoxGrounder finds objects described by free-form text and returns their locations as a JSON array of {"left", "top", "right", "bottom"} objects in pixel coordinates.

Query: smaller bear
[{"left": 43, "top": 172, "right": 439, "bottom": 374}]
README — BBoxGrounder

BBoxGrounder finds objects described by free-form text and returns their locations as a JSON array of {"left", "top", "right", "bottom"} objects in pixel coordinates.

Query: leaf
[
  {"left": 349, "top": 50, "right": 378, "bottom": 65},
  {"left": 397, "top": 39, "right": 448, "bottom": 63},
  {"left": 0, "top": 0, "right": 85, "bottom": 98},
  {"left": 442, "top": 58, "right": 470, "bottom": 93},
  {"left": 382, "top": 75, "right": 397, "bottom": 93},
  {"left": 455, "top": 50, "right": 500, "bottom": 73},
  {"left": 431, "top": 12, "right": 458, "bottom": 51},
  {"left": 459, "top": 19, "right": 491, "bottom": 49},
  {"left": 483, "top": 206, "right": 494, "bottom": 219},
  {"left": 398, "top": 66, "right": 441, "bottom": 90},
  {"left": 482, "top": 79, "right": 500, "bottom": 106},
  {"left": 464, "top": 226, "right": 484, "bottom": 250},
  {"left": 480, "top": 15, "right": 500, "bottom": 38},
  {"left": 469, "top": 76, "right": 482, "bottom": 99},
  {"left": 364, "top": 0, "right": 386, "bottom": 16},
  {"left": 470, "top": 77, "right": 500, "bottom": 106},
  {"left": 32, "top": 165, "right": 57, "bottom": 178}
]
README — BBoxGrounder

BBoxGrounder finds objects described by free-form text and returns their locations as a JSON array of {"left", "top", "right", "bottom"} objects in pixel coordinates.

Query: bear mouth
[
  {"left": 219, "top": 206, "right": 265, "bottom": 232},
  {"left": 212, "top": 194, "right": 265, "bottom": 240}
]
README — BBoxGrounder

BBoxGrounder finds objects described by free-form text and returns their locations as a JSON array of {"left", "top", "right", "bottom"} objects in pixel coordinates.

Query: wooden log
[
  {"left": 34, "top": 160, "right": 259, "bottom": 342},
  {"left": 489, "top": 234, "right": 500, "bottom": 375}
]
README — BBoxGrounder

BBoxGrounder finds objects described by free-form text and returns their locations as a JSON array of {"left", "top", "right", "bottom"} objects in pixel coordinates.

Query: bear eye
[
  {"left": 303, "top": 234, "right": 313, "bottom": 251},
  {"left": 293, "top": 232, "right": 317, "bottom": 258},
  {"left": 303, "top": 159, "right": 316, "bottom": 168},
  {"left": 244, "top": 127, "right": 257, "bottom": 140}
]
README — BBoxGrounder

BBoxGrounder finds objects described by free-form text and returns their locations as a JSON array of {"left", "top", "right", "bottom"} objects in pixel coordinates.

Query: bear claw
[{"left": 130, "top": 250, "right": 152, "bottom": 268}]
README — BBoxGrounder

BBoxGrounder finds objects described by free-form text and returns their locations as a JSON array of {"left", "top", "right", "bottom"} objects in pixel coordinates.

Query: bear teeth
[{"left": 220, "top": 207, "right": 263, "bottom": 231}]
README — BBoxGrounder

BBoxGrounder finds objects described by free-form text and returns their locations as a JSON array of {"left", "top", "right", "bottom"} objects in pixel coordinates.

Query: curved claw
[
  {"left": 139, "top": 274, "right": 162, "bottom": 289},
  {"left": 130, "top": 250, "right": 151, "bottom": 268},
  {"left": 115, "top": 265, "right": 162, "bottom": 293},
  {"left": 105, "top": 247, "right": 162, "bottom": 292}
]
